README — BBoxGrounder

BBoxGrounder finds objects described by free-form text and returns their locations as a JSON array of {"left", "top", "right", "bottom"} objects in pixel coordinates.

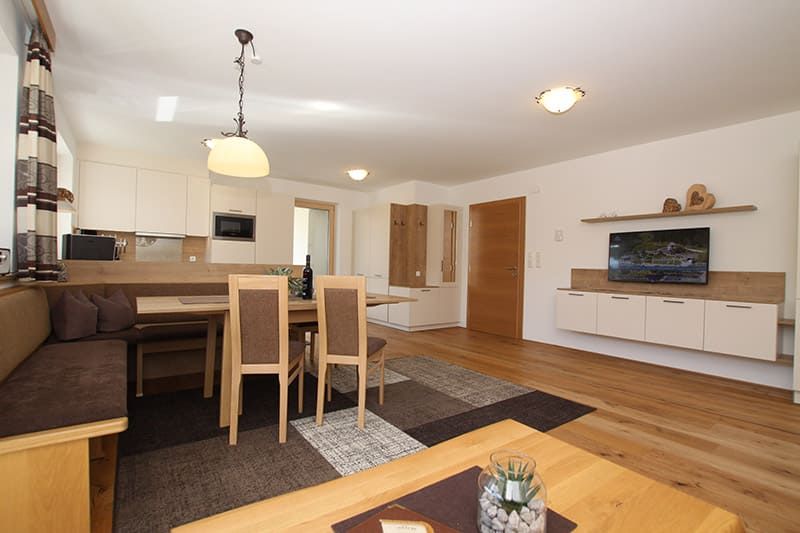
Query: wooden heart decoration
[{"left": 685, "top": 184, "right": 716, "bottom": 211}]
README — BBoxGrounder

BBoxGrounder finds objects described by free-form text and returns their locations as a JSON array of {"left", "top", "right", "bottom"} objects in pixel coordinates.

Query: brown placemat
[
  {"left": 341, "top": 504, "right": 459, "bottom": 533},
  {"left": 332, "top": 466, "right": 576, "bottom": 533},
  {"left": 177, "top": 295, "right": 229, "bottom": 304}
]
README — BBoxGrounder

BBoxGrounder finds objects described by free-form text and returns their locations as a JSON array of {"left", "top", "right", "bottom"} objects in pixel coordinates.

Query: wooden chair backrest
[
  {"left": 228, "top": 275, "right": 289, "bottom": 369},
  {"left": 315, "top": 275, "right": 367, "bottom": 361}
]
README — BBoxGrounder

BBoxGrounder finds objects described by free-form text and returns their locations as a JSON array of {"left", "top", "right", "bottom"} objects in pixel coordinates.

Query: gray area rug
[{"left": 115, "top": 355, "right": 593, "bottom": 532}]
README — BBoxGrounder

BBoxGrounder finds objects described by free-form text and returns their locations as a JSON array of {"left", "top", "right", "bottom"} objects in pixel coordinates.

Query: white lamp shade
[
  {"left": 207, "top": 136, "right": 270, "bottom": 178},
  {"left": 536, "top": 87, "right": 584, "bottom": 114}
]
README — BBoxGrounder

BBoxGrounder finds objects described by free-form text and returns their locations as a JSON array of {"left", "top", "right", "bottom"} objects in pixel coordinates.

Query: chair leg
[
  {"left": 279, "top": 371, "right": 289, "bottom": 443},
  {"left": 203, "top": 316, "right": 218, "bottom": 399},
  {"left": 229, "top": 370, "right": 241, "bottom": 445},
  {"left": 298, "top": 356, "right": 305, "bottom": 413},
  {"left": 357, "top": 361, "right": 367, "bottom": 430},
  {"left": 315, "top": 360, "right": 327, "bottom": 426},
  {"left": 327, "top": 364, "right": 332, "bottom": 402},
  {"left": 379, "top": 351, "right": 385, "bottom": 406},
  {"left": 310, "top": 332, "right": 316, "bottom": 367},
  {"left": 239, "top": 378, "right": 243, "bottom": 415},
  {"left": 135, "top": 344, "right": 144, "bottom": 398}
]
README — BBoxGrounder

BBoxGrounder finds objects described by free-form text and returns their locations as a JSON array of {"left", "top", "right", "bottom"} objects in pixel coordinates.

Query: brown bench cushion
[{"left": 0, "top": 340, "right": 127, "bottom": 438}]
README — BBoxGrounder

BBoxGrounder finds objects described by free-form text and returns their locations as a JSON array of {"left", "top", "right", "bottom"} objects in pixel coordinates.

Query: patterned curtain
[{"left": 15, "top": 28, "right": 57, "bottom": 280}]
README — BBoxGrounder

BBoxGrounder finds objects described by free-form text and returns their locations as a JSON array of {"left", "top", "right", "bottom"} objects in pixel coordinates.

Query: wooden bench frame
[{"left": 0, "top": 417, "right": 128, "bottom": 532}]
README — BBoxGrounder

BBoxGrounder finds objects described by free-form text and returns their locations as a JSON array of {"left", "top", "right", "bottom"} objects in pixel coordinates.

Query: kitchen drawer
[
  {"left": 555, "top": 291, "right": 597, "bottom": 334},
  {"left": 704, "top": 300, "right": 777, "bottom": 361},
  {"left": 597, "top": 293, "right": 646, "bottom": 341},
  {"left": 645, "top": 296, "right": 704, "bottom": 350}
]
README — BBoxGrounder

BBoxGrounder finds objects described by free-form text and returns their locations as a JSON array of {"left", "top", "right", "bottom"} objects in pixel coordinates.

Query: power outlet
[
  {"left": 554, "top": 229, "right": 564, "bottom": 242},
  {"left": 188, "top": 255, "right": 197, "bottom": 263},
  {"left": 415, "top": 270, "right": 421, "bottom": 277}
]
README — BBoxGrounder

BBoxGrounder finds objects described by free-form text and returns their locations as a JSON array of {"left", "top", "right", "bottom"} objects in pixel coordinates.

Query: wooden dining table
[{"left": 136, "top": 293, "right": 414, "bottom": 428}]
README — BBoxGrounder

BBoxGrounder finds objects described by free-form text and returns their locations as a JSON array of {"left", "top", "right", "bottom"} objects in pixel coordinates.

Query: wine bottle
[{"left": 302, "top": 254, "right": 314, "bottom": 300}]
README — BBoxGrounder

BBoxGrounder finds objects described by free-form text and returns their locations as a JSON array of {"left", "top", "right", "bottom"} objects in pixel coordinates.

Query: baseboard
[{"left": 367, "top": 319, "right": 460, "bottom": 332}]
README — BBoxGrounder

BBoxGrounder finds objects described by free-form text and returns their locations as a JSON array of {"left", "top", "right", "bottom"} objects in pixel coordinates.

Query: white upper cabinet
[
  {"left": 352, "top": 204, "right": 390, "bottom": 278},
  {"left": 368, "top": 204, "right": 390, "bottom": 278},
  {"left": 352, "top": 209, "right": 370, "bottom": 276},
  {"left": 78, "top": 161, "right": 137, "bottom": 232},
  {"left": 135, "top": 169, "right": 187, "bottom": 235},
  {"left": 186, "top": 176, "right": 211, "bottom": 237},
  {"left": 210, "top": 184, "right": 257, "bottom": 216},
  {"left": 255, "top": 191, "right": 294, "bottom": 264}
]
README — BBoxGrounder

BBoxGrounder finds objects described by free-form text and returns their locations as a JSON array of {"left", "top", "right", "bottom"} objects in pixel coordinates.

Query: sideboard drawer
[
  {"left": 704, "top": 300, "right": 777, "bottom": 361},
  {"left": 645, "top": 296, "right": 705, "bottom": 350},
  {"left": 556, "top": 291, "right": 597, "bottom": 334}
]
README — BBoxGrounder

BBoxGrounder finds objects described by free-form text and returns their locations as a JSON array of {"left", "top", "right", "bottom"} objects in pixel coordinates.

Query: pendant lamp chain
[{"left": 224, "top": 43, "right": 248, "bottom": 138}]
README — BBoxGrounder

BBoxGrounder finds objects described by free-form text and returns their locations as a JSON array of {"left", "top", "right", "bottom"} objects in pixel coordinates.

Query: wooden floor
[{"left": 372, "top": 325, "right": 800, "bottom": 533}]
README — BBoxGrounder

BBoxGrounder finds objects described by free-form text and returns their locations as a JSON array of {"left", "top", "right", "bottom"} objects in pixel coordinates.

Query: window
[{"left": 293, "top": 199, "right": 336, "bottom": 274}]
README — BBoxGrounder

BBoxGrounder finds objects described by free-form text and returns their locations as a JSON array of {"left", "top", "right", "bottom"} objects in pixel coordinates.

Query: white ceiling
[{"left": 48, "top": 0, "right": 800, "bottom": 190}]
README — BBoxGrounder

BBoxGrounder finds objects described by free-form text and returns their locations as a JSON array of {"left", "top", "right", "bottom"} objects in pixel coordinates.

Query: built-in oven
[{"left": 213, "top": 212, "right": 256, "bottom": 241}]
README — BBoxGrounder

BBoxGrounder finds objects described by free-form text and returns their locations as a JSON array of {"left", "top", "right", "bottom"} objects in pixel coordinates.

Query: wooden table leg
[
  {"left": 203, "top": 315, "right": 218, "bottom": 399},
  {"left": 219, "top": 311, "right": 232, "bottom": 428}
]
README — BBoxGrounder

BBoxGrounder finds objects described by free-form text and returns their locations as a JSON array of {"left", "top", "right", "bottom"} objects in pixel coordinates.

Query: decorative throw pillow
[
  {"left": 51, "top": 290, "right": 99, "bottom": 341},
  {"left": 91, "top": 290, "right": 136, "bottom": 332}
]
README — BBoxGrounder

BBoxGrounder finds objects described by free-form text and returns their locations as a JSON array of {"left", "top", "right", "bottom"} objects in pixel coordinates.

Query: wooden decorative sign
[{"left": 685, "top": 184, "right": 716, "bottom": 211}]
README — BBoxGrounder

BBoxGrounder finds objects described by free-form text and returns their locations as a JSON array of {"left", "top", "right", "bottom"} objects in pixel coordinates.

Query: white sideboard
[{"left": 556, "top": 289, "right": 780, "bottom": 362}]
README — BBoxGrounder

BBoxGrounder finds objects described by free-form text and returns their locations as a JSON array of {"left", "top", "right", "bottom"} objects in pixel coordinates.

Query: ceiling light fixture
[
  {"left": 535, "top": 86, "right": 585, "bottom": 114},
  {"left": 155, "top": 96, "right": 178, "bottom": 122},
  {"left": 347, "top": 169, "right": 369, "bottom": 181},
  {"left": 206, "top": 29, "right": 270, "bottom": 178}
]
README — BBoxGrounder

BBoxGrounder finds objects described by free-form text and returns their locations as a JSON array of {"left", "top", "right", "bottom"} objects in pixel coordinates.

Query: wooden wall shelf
[{"left": 581, "top": 205, "right": 757, "bottom": 223}]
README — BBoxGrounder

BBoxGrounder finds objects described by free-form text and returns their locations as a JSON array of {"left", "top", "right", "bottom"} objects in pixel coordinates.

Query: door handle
[
  {"left": 504, "top": 266, "right": 518, "bottom": 271},
  {"left": 228, "top": 208, "right": 243, "bottom": 213}
]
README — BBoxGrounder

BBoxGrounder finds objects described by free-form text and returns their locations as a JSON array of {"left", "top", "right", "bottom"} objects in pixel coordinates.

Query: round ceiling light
[
  {"left": 535, "top": 86, "right": 585, "bottom": 114},
  {"left": 347, "top": 169, "right": 369, "bottom": 181}
]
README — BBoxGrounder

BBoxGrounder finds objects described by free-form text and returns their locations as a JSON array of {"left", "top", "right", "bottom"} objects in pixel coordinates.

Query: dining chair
[
  {"left": 315, "top": 275, "right": 386, "bottom": 429},
  {"left": 228, "top": 274, "right": 305, "bottom": 445}
]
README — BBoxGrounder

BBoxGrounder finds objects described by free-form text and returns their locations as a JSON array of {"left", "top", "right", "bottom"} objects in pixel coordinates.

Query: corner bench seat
[{"left": 0, "top": 340, "right": 127, "bottom": 439}]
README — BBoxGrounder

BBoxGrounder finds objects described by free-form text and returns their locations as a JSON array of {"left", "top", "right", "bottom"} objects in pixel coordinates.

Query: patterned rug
[{"left": 114, "top": 356, "right": 594, "bottom": 532}]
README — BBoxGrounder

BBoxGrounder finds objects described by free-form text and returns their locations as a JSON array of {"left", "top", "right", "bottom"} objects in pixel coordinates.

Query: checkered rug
[{"left": 115, "top": 356, "right": 593, "bottom": 532}]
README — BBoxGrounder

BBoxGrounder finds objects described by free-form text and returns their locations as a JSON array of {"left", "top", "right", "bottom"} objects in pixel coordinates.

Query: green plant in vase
[
  {"left": 496, "top": 457, "right": 541, "bottom": 514},
  {"left": 266, "top": 267, "right": 304, "bottom": 297}
]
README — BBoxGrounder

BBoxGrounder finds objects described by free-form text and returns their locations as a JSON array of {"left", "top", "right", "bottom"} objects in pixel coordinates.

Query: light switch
[
  {"left": 527, "top": 251, "right": 534, "bottom": 268},
  {"left": 536, "top": 251, "right": 542, "bottom": 268},
  {"left": 415, "top": 270, "right": 421, "bottom": 277}
]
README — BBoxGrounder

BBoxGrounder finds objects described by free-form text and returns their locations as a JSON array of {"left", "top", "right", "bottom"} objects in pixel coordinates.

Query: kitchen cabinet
[
  {"left": 209, "top": 240, "right": 255, "bottom": 264},
  {"left": 386, "top": 285, "right": 460, "bottom": 330},
  {"left": 210, "top": 184, "right": 257, "bottom": 216},
  {"left": 352, "top": 204, "right": 390, "bottom": 278},
  {"left": 704, "top": 300, "right": 777, "bottom": 361},
  {"left": 555, "top": 290, "right": 597, "bottom": 334},
  {"left": 78, "top": 161, "right": 137, "bottom": 231},
  {"left": 645, "top": 296, "right": 705, "bottom": 350},
  {"left": 186, "top": 176, "right": 211, "bottom": 237},
  {"left": 597, "top": 293, "right": 646, "bottom": 341},
  {"left": 255, "top": 191, "right": 294, "bottom": 264},
  {"left": 135, "top": 169, "right": 187, "bottom": 235}
]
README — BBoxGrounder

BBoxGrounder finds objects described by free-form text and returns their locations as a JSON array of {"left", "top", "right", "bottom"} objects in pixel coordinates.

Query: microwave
[{"left": 213, "top": 212, "right": 256, "bottom": 241}]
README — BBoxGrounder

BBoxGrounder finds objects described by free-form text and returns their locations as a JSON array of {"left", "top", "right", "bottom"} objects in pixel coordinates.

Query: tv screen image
[{"left": 608, "top": 227, "right": 710, "bottom": 284}]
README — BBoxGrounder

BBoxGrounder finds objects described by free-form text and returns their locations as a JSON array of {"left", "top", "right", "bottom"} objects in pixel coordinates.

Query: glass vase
[{"left": 477, "top": 450, "right": 547, "bottom": 533}]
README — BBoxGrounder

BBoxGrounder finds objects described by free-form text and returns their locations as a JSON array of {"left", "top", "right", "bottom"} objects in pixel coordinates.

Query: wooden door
[{"left": 467, "top": 197, "right": 525, "bottom": 338}]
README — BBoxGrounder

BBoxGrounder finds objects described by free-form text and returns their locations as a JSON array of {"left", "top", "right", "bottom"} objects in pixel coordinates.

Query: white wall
[
  {"left": 0, "top": 0, "right": 28, "bottom": 255},
  {"left": 77, "top": 143, "right": 370, "bottom": 274},
  {"left": 449, "top": 111, "right": 800, "bottom": 389}
]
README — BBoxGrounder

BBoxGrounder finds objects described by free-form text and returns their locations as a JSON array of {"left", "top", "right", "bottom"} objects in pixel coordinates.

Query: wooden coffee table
[{"left": 173, "top": 419, "right": 744, "bottom": 532}]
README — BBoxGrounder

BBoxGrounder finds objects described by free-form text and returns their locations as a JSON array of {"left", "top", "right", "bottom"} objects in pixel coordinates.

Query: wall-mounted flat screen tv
[{"left": 608, "top": 227, "right": 710, "bottom": 284}]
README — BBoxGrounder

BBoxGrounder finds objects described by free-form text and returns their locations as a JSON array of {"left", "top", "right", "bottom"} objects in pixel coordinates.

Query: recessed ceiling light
[
  {"left": 155, "top": 96, "right": 179, "bottom": 122},
  {"left": 535, "top": 86, "right": 585, "bottom": 114},
  {"left": 347, "top": 169, "right": 369, "bottom": 181}
]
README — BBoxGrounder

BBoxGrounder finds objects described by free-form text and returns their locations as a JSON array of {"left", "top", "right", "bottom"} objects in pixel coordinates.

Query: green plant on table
[
  {"left": 266, "top": 267, "right": 303, "bottom": 296},
  {"left": 496, "top": 457, "right": 541, "bottom": 513}
]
